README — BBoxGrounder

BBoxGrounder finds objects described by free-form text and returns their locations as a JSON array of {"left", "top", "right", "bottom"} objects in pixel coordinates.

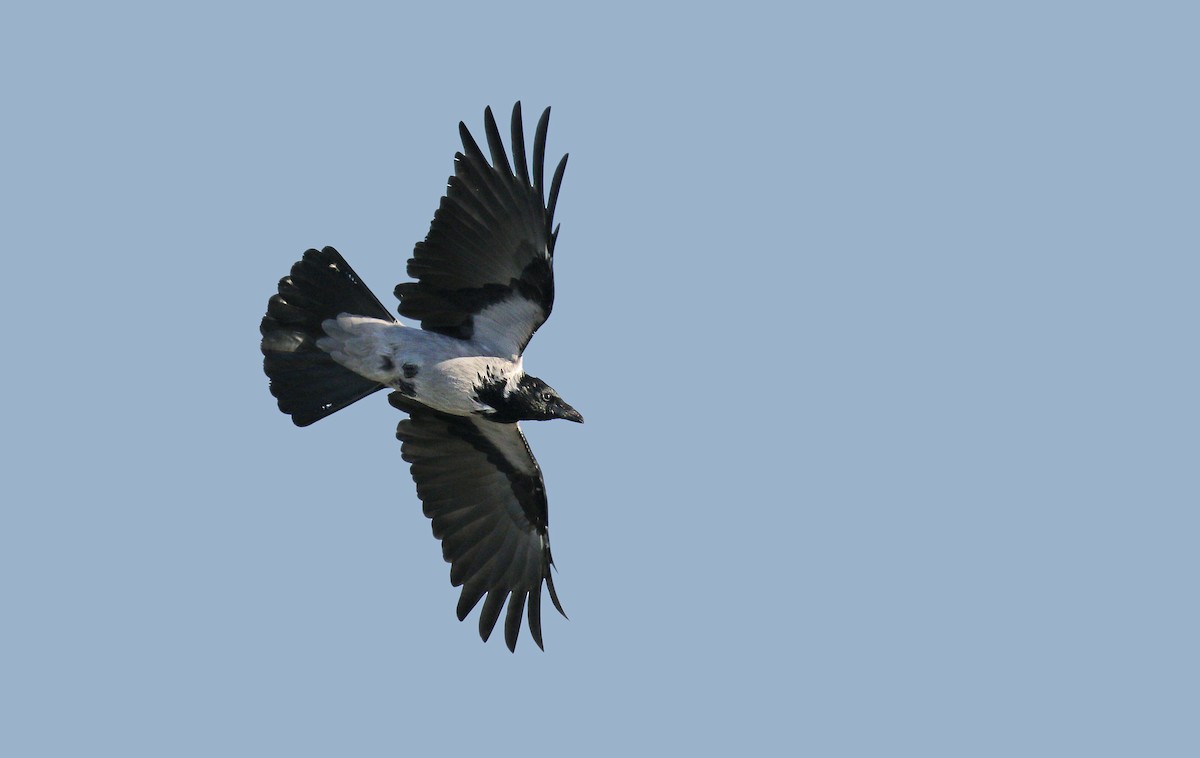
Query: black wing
[
  {"left": 391, "top": 393, "right": 566, "bottom": 651},
  {"left": 394, "top": 102, "right": 568, "bottom": 359}
]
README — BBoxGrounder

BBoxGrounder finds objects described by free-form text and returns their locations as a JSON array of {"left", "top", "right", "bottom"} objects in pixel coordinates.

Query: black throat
[{"left": 474, "top": 376, "right": 532, "bottom": 423}]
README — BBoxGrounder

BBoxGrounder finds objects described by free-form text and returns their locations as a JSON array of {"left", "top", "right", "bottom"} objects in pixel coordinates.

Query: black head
[{"left": 476, "top": 374, "right": 583, "bottom": 424}]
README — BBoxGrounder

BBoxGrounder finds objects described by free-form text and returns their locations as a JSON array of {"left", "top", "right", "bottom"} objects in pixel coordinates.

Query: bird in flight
[{"left": 260, "top": 103, "right": 580, "bottom": 651}]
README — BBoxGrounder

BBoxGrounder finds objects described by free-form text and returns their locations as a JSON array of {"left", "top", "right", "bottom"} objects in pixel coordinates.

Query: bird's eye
[{"left": 541, "top": 391, "right": 554, "bottom": 402}]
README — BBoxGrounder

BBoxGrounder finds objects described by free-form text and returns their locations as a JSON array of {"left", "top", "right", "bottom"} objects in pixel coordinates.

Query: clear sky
[{"left": 3, "top": 2, "right": 1197, "bottom": 756}]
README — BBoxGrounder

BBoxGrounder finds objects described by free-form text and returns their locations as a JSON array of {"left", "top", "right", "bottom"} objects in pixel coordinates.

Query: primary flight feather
[{"left": 260, "top": 103, "right": 579, "bottom": 652}]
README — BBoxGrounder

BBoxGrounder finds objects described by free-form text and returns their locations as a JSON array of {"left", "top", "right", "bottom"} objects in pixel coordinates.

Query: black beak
[{"left": 557, "top": 401, "right": 584, "bottom": 424}]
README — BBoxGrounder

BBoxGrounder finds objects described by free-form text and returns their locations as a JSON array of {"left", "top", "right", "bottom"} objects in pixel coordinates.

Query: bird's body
[
  {"left": 318, "top": 315, "right": 522, "bottom": 416},
  {"left": 260, "top": 103, "right": 579, "bottom": 651}
]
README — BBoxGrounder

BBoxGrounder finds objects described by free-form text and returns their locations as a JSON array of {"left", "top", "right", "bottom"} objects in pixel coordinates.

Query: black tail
[{"left": 261, "top": 246, "right": 396, "bottom": 426}]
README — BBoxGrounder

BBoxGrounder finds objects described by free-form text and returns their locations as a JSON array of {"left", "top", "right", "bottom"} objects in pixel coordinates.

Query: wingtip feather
[
  {"left": 511, "top": 102, "right": 530, "bottom": 185},
  {"left": 533, "top": 107, "right": 551, "bottom": 199},
  {"left": 456, "top": 582, "right": 486, "bottom": 622},
  {"left": 545, "top": 572, "right": 568, "bottom": 620},
  {"left": 547, "top": 153, "right": 568, "bottom": 223},
  {"left": 483, "top": 105, "right": 512, "bottom": 176},
  {"left": 459, "top": 121, "right": 484, "bottom": 161},
  {"left": 527, "top": 590, "right": 544, "bottom": 650},
  {"left": 504, "top": 591, "right": 527, "bottom": 652},
  {"left": 478, "top": 589, "right": 507, "bottom": 642}
]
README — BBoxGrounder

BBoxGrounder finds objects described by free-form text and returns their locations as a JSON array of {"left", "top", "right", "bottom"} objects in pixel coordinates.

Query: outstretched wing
[
  {"left": 394, "top": 102, "right": 568, "bottom": 359},
  {"left": 391, "top": 393, "right": 566, "bottom": 651}
]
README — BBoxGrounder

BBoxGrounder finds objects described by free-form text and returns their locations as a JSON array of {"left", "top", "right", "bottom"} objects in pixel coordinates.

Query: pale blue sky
[{"left": 3, "top": 2, "right": 1197, "bottom": 755}]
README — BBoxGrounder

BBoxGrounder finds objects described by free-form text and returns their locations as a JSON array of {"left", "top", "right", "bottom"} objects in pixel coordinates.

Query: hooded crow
[{"left": 260, "top": 103, "right": 580, "bottom": 651}]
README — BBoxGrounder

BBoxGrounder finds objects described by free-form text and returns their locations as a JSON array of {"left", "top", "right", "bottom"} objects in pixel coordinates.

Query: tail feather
[{"left": 261, "top": 246, "right": 396, "bottom": 426}]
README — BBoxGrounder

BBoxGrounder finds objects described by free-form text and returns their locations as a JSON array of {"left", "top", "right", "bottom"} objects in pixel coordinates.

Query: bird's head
[
  {"left": 512, "top": 374, "right": 584, "bottom": 423},
  {"left": 477, "top": 373, "right": 583, "bottom": 423}
]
